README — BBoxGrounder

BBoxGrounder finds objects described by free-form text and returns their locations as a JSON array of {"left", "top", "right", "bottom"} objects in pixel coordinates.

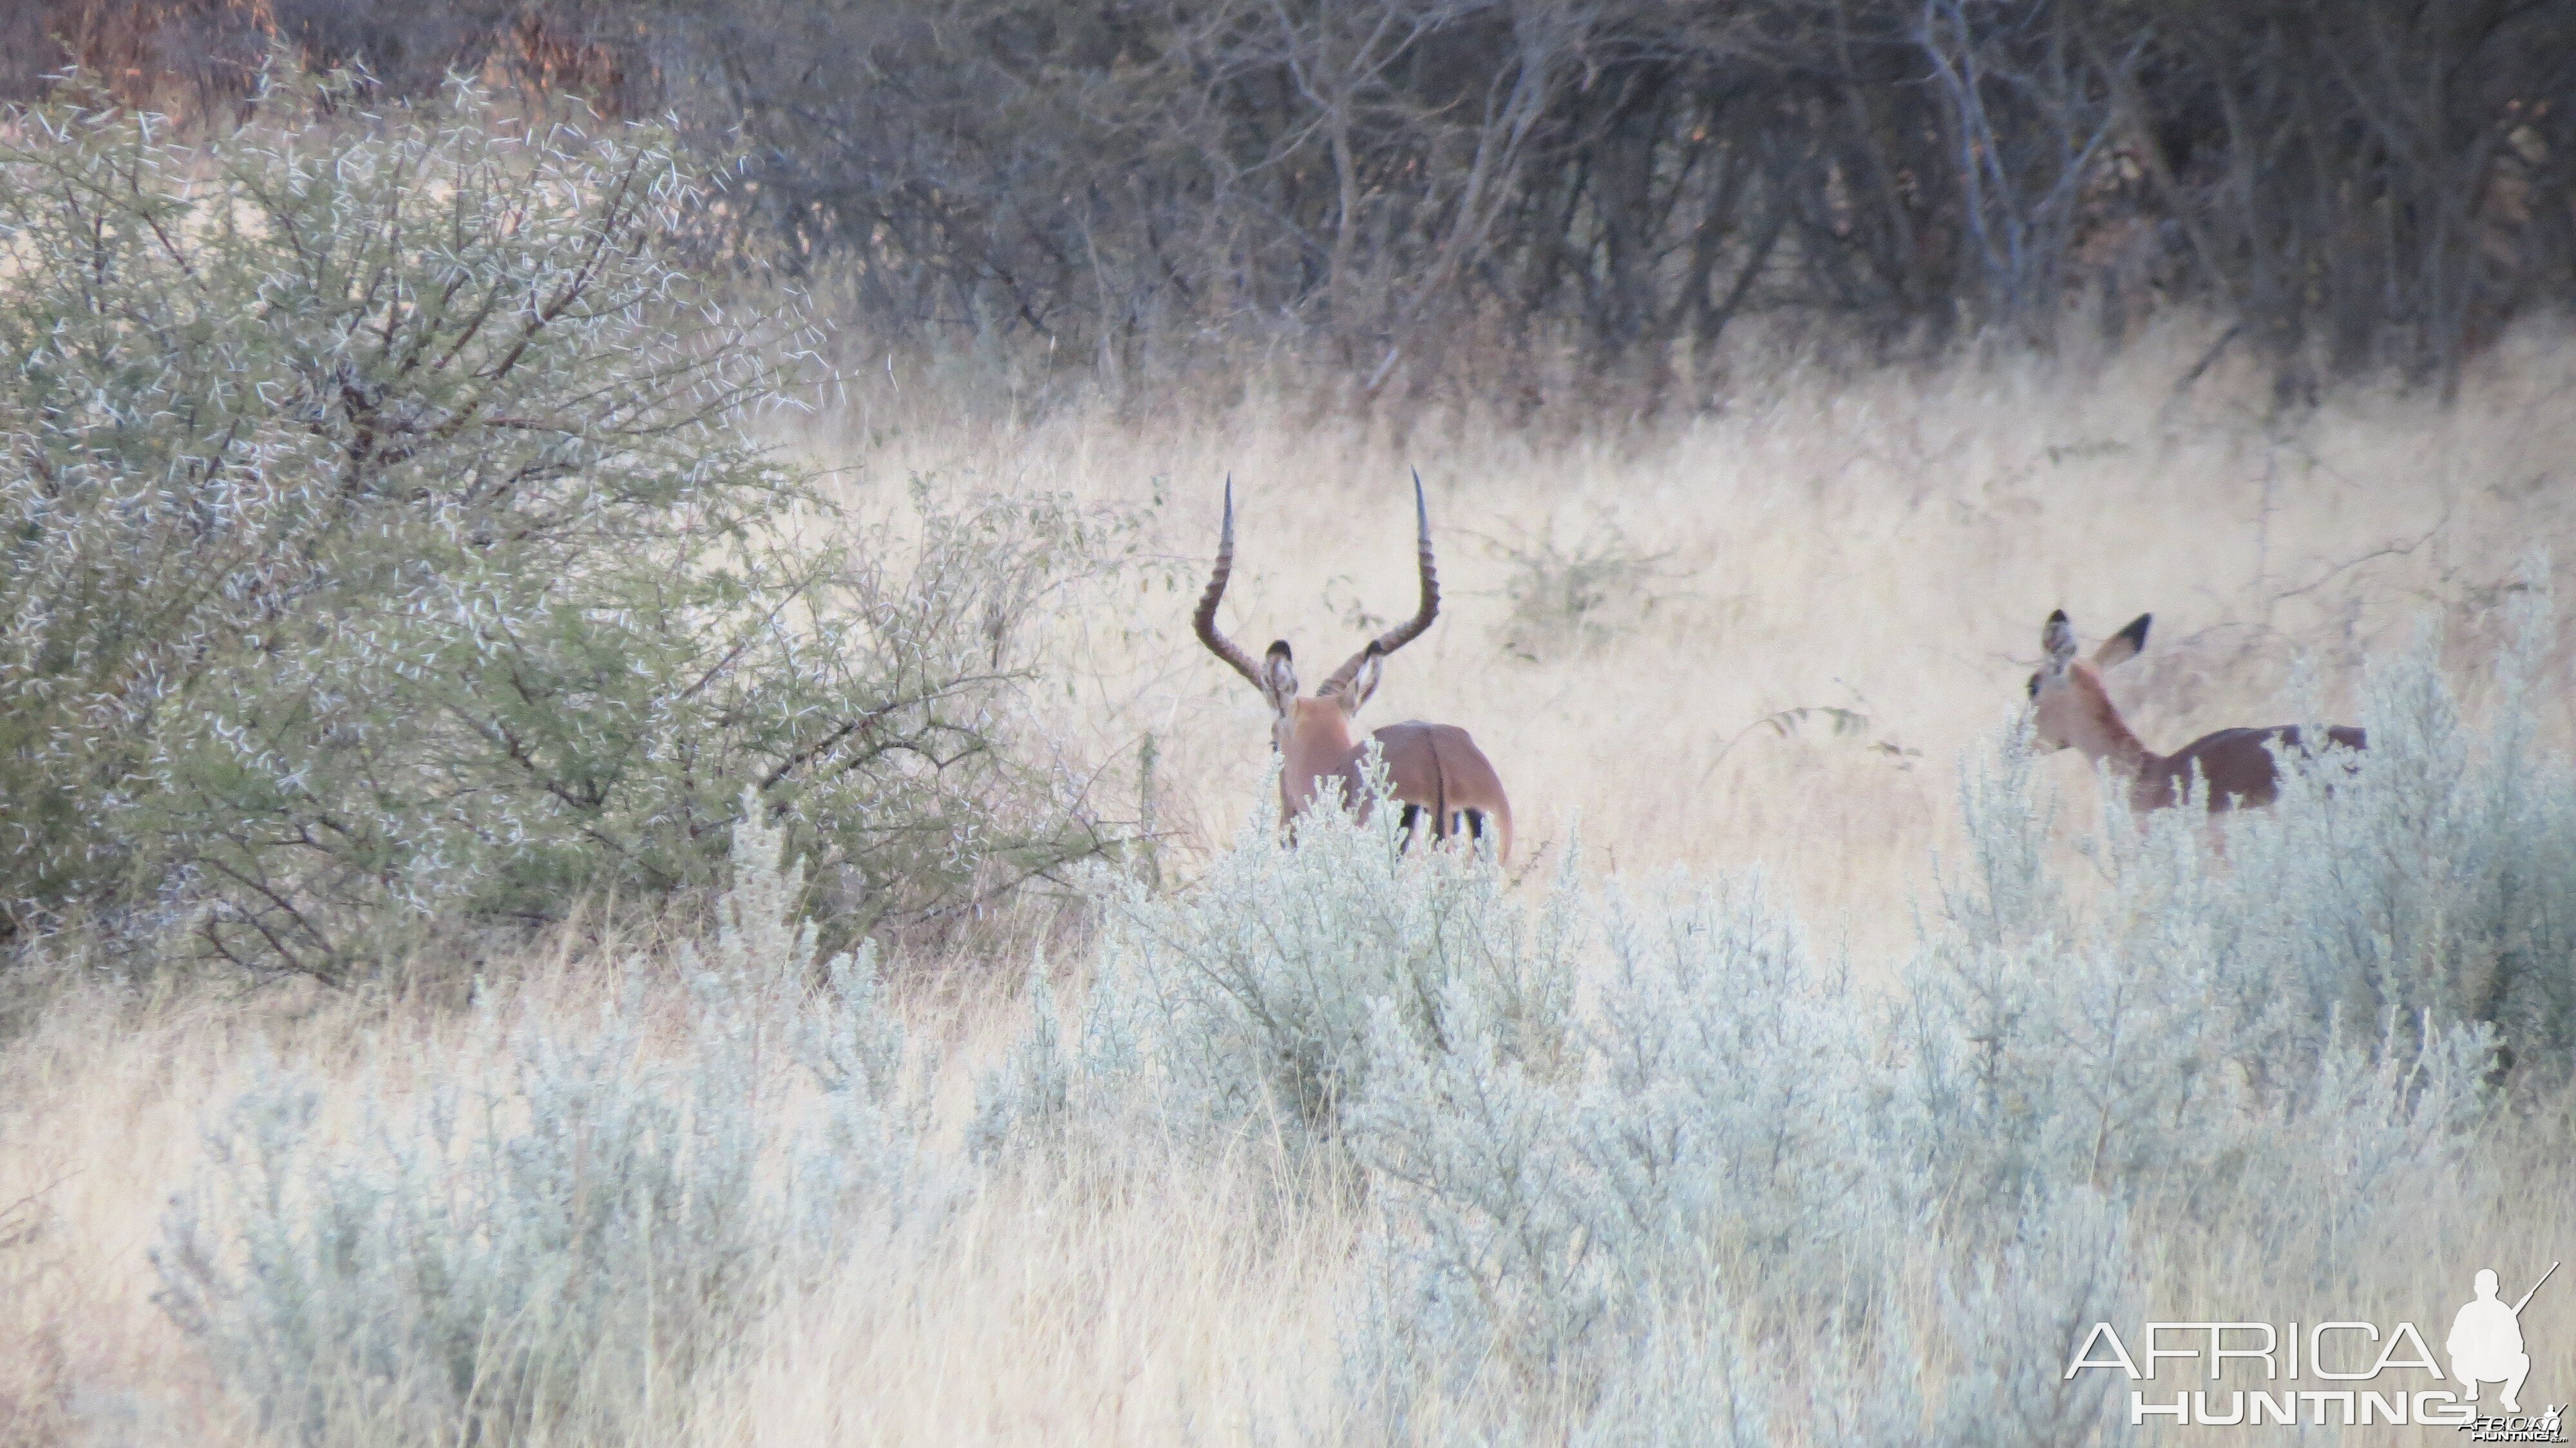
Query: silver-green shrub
[
  {"left": 1898, "top": 727, "right": 2498, "bottom": 1237},
  {"left": 155, "top": 808, "right": 936, "bottom": 1445},
  {"left": 1340, "top": 873, "right": 1882, "bottom": 1419},
  {"left": 0, "top": 75, "right": 1129, "bottom": 973},
  {"left": 2233, "top": 618, "right": 2576, "bottom": 1079},
  {"left": 164, "top": 613, "right": 2568, "bottom": 1443},
  {"left": 997, "top": 625, "right": 2566, "bottom": 1442},
  {"left": 1907, "top": 616, "right": 2561, "bottom": 1213},
  {"left": 968, "top": 954, "right": 1070, "bottom": 1163},
  {"left": 1047, "top": 765, "right": 1581, "bottom": 1156}
]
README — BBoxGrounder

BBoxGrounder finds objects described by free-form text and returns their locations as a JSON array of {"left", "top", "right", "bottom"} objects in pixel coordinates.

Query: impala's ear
[
  {"left": 2042, "top": 609, "right": 2078, "bottom": 668},
  {"left": 1262, "top": 641, "right": 1299, "bottom": 713},
  {"left": 2094, "top": 613, "right": 2151, "bottom": 670},
  {"left": 1336, "top": 645, "right": 1385, "bottom": 716}
]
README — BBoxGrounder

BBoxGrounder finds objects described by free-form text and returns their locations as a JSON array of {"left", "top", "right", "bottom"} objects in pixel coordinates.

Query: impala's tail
[{"left": 1434, "top": 749, "right": 1450, "bottom": 843}]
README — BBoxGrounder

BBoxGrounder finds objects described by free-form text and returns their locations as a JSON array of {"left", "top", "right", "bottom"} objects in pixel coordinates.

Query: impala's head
[
  {"left": 1195, "top": 472, "right": 1438, "bottom": 766},
  {"left": 2026, "top": 609, "right": 2150, "bottom": 754}
]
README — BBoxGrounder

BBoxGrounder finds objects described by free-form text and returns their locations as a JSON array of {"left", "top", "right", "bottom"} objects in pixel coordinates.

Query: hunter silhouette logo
[
  {"left": 2452, "top": 1264, "right": 2555, "bottom": 1414},
  {"left": 2065, "top": 1260, "right": 2564, "bottom": 1431}
]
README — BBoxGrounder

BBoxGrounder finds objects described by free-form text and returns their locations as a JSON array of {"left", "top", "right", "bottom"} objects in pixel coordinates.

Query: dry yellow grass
[
  {"left": 697, "top": 1150, "right": 1354, "bottom": 1445},
  {"left": 6, "top": 322, "right": 2575, "bottom": 1445},
  {"left": 819, "top": 317, "right": 2576, "bottom": 949}
]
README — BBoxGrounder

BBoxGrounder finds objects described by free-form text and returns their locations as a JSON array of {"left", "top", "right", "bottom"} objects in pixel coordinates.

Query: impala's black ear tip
[
  {"left": 2120, "top": 613, "right": 2152, "bottom": 645},
  {"left": 2042, "top": 609, "right": 2077, "bottom": 660}
]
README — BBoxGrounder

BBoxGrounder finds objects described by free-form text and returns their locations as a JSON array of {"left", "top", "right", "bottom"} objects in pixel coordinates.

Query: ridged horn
[
  {"left": 1193, "top": 475, "right": 1265, "bottom": 689},
  {"left": 1320, "top": 469, "right": 1439, "bottom": 697}
]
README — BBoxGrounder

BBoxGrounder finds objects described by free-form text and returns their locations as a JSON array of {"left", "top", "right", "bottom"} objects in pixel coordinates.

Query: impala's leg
[
  {"left": 1463, "top": 810, "right": 1487, "bottom": 851},
  {"left": 1398, "top": 804, "right": 1423, "bottom": 852}
]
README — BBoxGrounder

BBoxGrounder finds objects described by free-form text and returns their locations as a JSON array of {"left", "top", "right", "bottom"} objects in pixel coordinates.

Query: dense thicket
[
  {"left": 0, "top": 77, "right": 1132, "bottom": 975},
  {"left": 15, "top": 0, "right": 2576, "bottom": 400}
]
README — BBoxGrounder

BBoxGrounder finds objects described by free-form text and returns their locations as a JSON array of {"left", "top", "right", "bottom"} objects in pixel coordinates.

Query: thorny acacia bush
[
  {"left": 0, "top": 78, "right": 1132, "bottom": 974},
  {"left": 1481, "top": 513, "right": 1676, "bottom": 664},
  {"left": 969, "top": 626, "right": 2560, "bottom": 1440},
  {"left": 156, "top": 805, "right": 944, "bottom": 1446}
]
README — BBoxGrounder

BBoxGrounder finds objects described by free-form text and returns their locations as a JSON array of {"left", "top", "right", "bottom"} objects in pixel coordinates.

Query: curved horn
[
  {"left": 1193, "top": 475, "right": 1265, "bottom": 689},
  {"left": 1320, "top": 469, "right": 1439, "bottom": 697}
]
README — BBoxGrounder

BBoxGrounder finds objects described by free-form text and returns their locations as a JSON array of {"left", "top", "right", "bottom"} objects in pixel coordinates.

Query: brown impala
[
  {"left": 2027, "top": 609, "right": 2366, "bottom": 814},
  {"left": 1194, "top": 473, "right": 1513, "bottom": 859}
]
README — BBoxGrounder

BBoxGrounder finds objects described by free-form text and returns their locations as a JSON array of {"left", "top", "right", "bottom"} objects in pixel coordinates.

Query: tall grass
[
  {"left": 5, "top": 334, "right": 2575, "bottom": 1445},
  {"left": 39, "top": 618, "right": 2564, "bottom": 1445},
  {"left": 966, "top": 622, "right": 2541, "bottom": 1442},
  {"left": 815, "top": 315, "right": 2576, "bottom": 957}
]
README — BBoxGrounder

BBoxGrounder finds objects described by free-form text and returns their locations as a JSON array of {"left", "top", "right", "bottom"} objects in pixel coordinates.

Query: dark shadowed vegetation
[{"left": 13, "top": 0, "right": 2576, "bottom": 405}]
